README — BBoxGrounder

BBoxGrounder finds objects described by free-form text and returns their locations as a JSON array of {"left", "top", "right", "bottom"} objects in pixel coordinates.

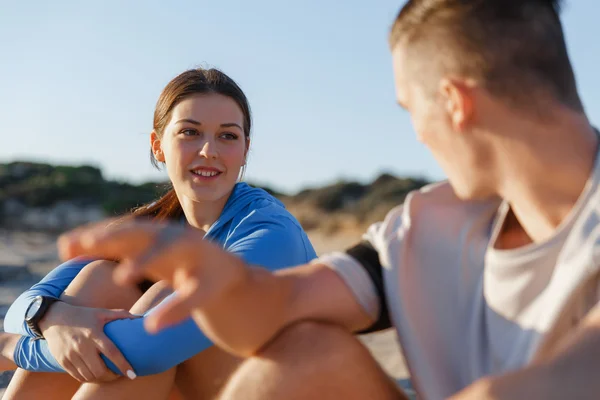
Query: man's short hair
[{"left": 390, "top": 0, "right": 583, "bottom": 111}]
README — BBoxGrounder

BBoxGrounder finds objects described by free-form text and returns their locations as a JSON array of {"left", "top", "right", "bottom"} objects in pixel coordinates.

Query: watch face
[{"left": 25, "top": 297, "right": 43, "bottom": 321}]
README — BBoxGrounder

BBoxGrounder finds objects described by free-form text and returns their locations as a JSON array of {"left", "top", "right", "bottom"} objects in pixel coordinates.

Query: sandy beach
[{"left": 0, "top": 229, "right": 412, "bottom": 398}]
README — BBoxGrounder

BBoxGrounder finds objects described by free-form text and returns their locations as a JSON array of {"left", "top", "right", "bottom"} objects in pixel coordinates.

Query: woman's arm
[
  {"left": 12, "top": 215, "right": 317, "bottom": 376},
  {"left": 12, "top": 295, "right": 212, "bottom": 376},
  {"left": 9, "top": 259, "right": 137, "bottom": 378}
]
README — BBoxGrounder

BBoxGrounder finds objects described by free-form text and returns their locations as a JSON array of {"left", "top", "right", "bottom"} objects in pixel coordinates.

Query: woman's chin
[{"left": 186, "top": 187, "right": 231, "bottom": 203}]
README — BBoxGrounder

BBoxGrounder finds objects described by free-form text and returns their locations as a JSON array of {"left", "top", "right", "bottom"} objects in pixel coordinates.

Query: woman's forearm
[{"left": 4, "top": 258, "right": 92, "bottom": 336}]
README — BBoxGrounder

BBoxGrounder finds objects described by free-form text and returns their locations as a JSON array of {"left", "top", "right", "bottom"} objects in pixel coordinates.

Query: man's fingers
[
  {"left": 113, "top": 259, "right": 174, "bottom": 286},
  {"left": 114, "top": 228, "right": 232, "bottom": 288},
  {"left": 144, "top": 292, "right": 196, "bottom": 333},
  {"left": 58, "top": 220, "right": 195, "bottom": 286},
  {"left": 94, "top": 335, "right": 136, "bottom": 380},
  {"left": 57, "top": 219, "right": 119, "bottom": 257},
  {"left": 113, "top": 261, "right": 144, "bottom": 285},
  {"left": 58, "top": 219, "right": 156, "bottom": 261},
  {"left": 113, "top": 230, "right": 194, "bottom": 286}
]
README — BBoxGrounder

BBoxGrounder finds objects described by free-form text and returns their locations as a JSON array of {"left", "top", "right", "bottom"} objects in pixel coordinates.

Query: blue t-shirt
[{"left": 3, "top": 183, "right": 316, "bottom": 376}]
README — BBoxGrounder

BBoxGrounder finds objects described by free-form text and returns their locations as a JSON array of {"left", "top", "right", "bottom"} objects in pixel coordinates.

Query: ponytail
[{"left": 131, "top": 187, "right": 183, "bottom": 222}]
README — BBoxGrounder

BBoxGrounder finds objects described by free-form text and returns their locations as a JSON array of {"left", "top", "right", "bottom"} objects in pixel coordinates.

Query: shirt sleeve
[
  {"left": 316, "top": 205, "right": 406, "bottom": 334},
  {"left": 223, "top": 208, "right": 317, "bottom": 270},
  {"left": 4, "top": 257, "right": 94, "bottom": 336}
]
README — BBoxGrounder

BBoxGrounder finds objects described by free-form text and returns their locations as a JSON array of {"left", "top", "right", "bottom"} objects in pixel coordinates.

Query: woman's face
[{"left": 152, "top": 93, "right": 248, "bottom": 205}]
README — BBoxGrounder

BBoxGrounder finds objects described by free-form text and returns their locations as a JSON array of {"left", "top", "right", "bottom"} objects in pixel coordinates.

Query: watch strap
[{"left": 26, "top": 296, "right": 60, "bottom": 339}]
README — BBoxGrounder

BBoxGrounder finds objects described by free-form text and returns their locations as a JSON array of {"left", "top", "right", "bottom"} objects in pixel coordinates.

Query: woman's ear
[
  {"left": 243, "top": 137, "right": 250, "bottom": 165},
  {"left": 150, "top": 131, "right": 165, "bottom": 162}
]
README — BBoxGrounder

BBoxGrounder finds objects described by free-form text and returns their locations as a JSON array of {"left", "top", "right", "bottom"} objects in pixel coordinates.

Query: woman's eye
[
  {"left": 181, "top": 128, "right": 199, "bottom": 136},
  {"left": 221, "top": 132, "right": 239, "bottom": 140}
]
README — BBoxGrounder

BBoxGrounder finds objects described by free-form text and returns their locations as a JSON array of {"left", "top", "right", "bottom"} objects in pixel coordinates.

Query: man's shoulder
[
  {"left": 562, "top": 182, "right": 600, "bottom": 266},
  {"left": 391, "top": 180, "right": 501, "bottom": 224},
  {"left": 364, "top": 181, "right": 501, "bottom": 247}
]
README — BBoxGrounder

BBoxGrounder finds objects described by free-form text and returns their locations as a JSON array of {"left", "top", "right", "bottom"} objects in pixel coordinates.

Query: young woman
[{"left": 0, "top": 68, "right": 316, "bottom": 399}]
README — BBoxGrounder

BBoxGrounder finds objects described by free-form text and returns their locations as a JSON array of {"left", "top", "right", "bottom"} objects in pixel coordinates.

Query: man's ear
[{"left": 439, "top": 78, "right": 475, "bottom": 132}]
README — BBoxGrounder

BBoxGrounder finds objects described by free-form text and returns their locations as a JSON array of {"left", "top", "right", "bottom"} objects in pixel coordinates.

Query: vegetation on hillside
[
  {"left": 0, "top": 161, "right": 431, "bottom": 231},
  {"left": 285, "top": 173, "right": 430, "bottom": 231},
  {"left": 0, "top": 162, "right": 164, "bottom": 217}
]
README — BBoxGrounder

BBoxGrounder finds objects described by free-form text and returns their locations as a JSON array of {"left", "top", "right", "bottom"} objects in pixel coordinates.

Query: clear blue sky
[{"left": 1, "top": 0, "right": 599, "bottom": 194}]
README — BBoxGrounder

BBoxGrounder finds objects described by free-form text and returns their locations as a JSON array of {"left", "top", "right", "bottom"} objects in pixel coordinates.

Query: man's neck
[{"left": 496, "top": 115, "right": 598, "bottom": 246}]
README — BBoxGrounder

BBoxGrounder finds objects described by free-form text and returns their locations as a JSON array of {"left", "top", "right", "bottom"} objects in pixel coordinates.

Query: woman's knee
[
  {"left": 61, "top": 260, "right": 142, "bottom": 309},
  {"left": 73, "top": 367, "right": 177, "bottom": 400}
]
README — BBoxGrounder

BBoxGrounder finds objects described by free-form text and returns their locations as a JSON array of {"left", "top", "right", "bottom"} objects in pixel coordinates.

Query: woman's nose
[{"left": 199, "top": 139, "right": 218, "bottom": 159}]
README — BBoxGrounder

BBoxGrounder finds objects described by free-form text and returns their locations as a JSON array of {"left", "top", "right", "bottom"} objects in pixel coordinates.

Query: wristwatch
[{"left": 24, "top": 296, "right": 60, "bottom": 339}]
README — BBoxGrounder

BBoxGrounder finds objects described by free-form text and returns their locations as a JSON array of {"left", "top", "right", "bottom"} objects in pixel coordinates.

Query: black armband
[{"left": 346, "top": 241, "right": 392, "bottom": 334}]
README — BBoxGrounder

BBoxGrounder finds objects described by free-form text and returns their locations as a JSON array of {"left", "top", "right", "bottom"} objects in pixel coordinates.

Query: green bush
[
  {"left": 0, "top": 161, "right": 166, "bottom": 217},
  {"left": 0, "top": 161, "right": 432, "bottom": 231}
]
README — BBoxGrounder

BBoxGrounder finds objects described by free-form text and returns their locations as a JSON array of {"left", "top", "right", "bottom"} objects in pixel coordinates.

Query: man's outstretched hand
[
  {"left": 57, "top": 219, "right": 246, "bottom": 336},
  {"left": 57, "top": 218, "right": 373, "bottom": 358}
]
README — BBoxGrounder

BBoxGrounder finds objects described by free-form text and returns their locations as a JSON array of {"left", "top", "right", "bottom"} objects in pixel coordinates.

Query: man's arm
[
  {"left": 57, "top": 219, "right": 379, "bottom": 357},
  {"left": 451, "top": 303, "right": 600, "bottom": 400},
  {"left": 192, "top": 260, "right": 376, "bottom": 356}
]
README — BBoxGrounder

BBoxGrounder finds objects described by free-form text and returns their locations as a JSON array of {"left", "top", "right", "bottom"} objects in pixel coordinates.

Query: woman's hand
[{"left": 39, "top": 301, "right": 138, "bottom": 382}]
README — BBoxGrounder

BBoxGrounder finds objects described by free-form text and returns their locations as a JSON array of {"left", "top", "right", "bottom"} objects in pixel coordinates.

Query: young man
[{"left": 57, "top": 0, "right": 600, "bottom": 398}]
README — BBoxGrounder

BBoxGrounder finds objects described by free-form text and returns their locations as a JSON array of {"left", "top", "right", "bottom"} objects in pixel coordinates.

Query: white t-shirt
[{"left": 320, "top": 150, "right": 600, "bottom": 399}]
